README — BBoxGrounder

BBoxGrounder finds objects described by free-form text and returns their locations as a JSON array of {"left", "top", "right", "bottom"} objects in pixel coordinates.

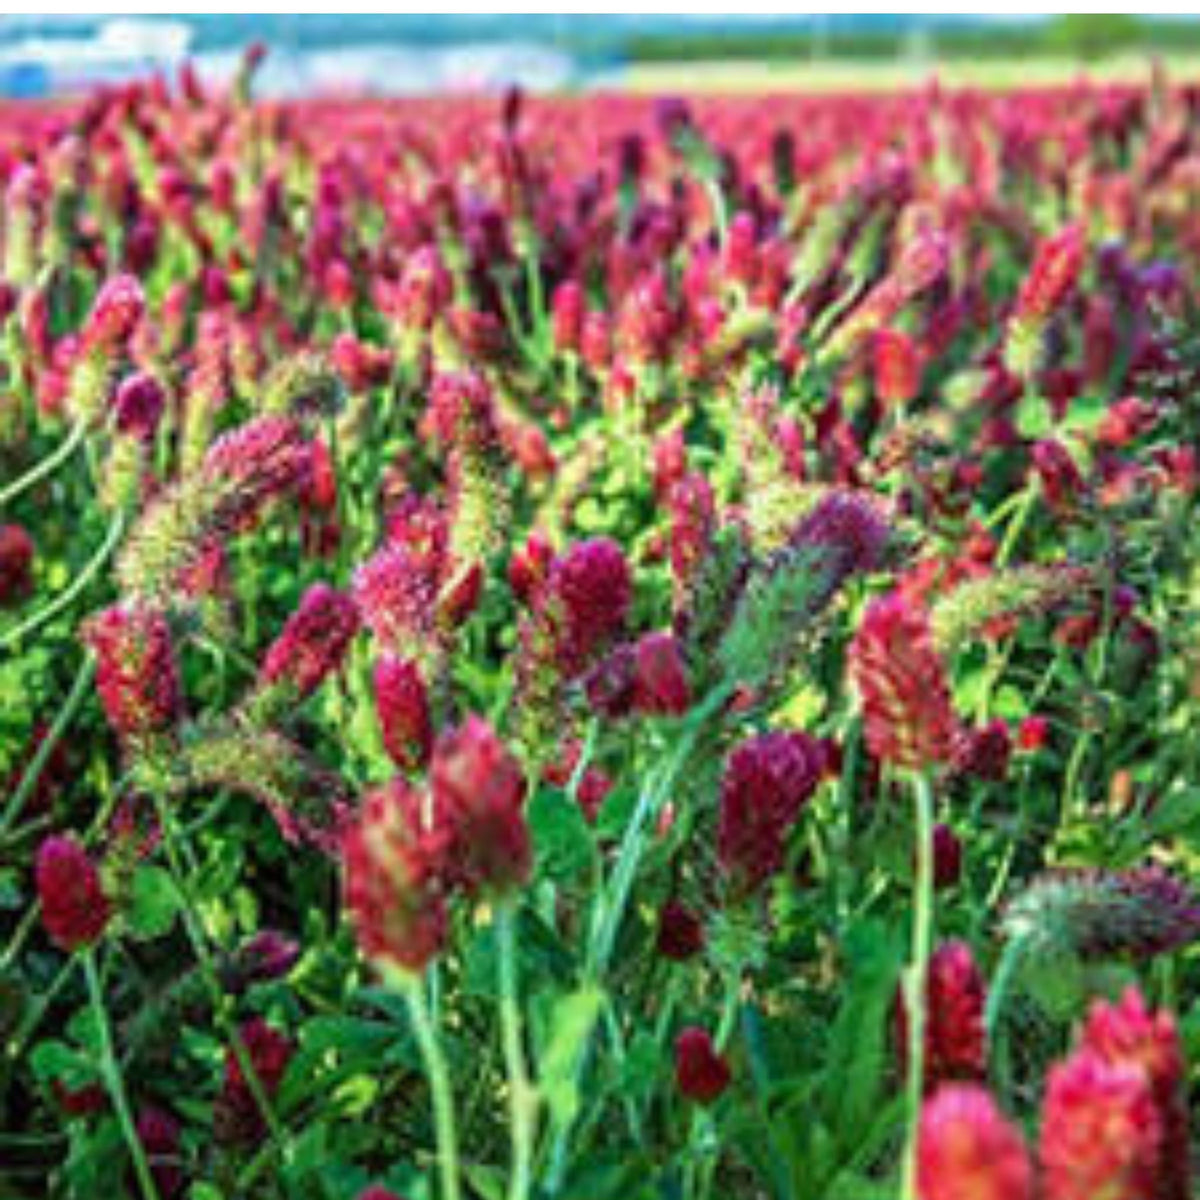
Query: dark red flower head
[
  {"left": 36, "top": 834, "right": 111, "bottom": 951},
  {"left": 547, "top": 538, "right": 631, "bottom": 674},
  {"left": 0, "top": 524, "right": 34, "bottom": 605},
  {"left": 718, "top": 731, "right": 826, "bottom": 893},
  {"left": 259, "top": 583, "right": 359, "bottom": 701},
  {"left": 656, "top": 899, "right": 705, "bottom": 961},
  {"left": 675, "top": 1027, "right": 731, "bottom": 1104},
  {"left": 430, "top": 716, "right": 530, "bottom": 895},
  {"left": 214, "top": 1019, "right": 294, "bottom": 1146},
  {"left": 895, "top": 939, "right": 987, "bottom": 1095},
  {"left": 112, "top": 371, "right": 166, "bottom": 440}
]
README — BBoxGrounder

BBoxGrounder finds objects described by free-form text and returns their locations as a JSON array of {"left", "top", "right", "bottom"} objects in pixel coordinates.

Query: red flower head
[
  {"left": 632, "top": 632, "right": 691, "bottom": 716},
  {"left": 1013, "top": 225, "right": 1085, "bottom": 327},
  {"left": 136, "top": 1107, "right": 185, "bottom": 1198},
  {"left": 849, "top": 591, "right": 958, "bottom": 771},
  {"left": 357, "top": 1189, "right": 405, "bottom": 1200},
  {"left": 259, "top": 583, "right": 359, "bottom": 701},
  {"left": 343, "top": 779, "right": 448, "bottom": 975},
  {"left": 508, "top": 532, "right": 555, "bottom": 604},
  {"left": 83, "top": 603, "right": 181, "bottom": 744},
  {"left": 1039, "top": 1049, "right": 1161, "bottom": 1200},
  {"left": 430, "top": 716, "right": 530, "bottom": 895},
  {"left": 0, "top": 523, "right": 35, "bottom": 604},
  {"left": 374, "top": 656, "right": 433, "bottom": 774},
  {"left": 931, "top": 823, "right": 963, "bottom": 890},
  {"left": 36, "top": 835, "right": 111, "bottom": 951},
  {"left": 873, "top": 327, "right": 921, "bottom": 409},
  {"left": 1081, "top": 989, "right": 1190, "bottom": 1200},
  {"left": 656, "top": 899, "right": 705, "bottom": 961},
  {"left": 546, "top": 538, "right": 631, "bottom": 675},
  {"left": 953, "top": 720, "right": 1012, "bottom": 782},
  {"left": 112, "top": 372, "right": 166, "bottom": 441},
  {"left": 917, "top": 1085, "right": 1033, "bottom": 1200},
  {"left": 675, "top": 1027, "right": 731, "bottom": 1104},
  {"left": 717, "top": 731, "right": 826, "bottom": 893},
  {"left": 83, "top": 274, "right": 144, "bottom": 355},
  {"left": 551, "top": 279, "right": 585, "bottom": 354},
  {"left": 896, "top": 940, "right": 987, "bottom": 1095},
  {"left": 214, "top": 1019, "right": 294, "bottom": 1146}
]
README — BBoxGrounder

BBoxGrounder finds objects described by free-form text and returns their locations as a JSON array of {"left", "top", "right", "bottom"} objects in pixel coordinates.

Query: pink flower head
[
  {"left": 374, "top": 656, "right": 433, "bottom": 773},
  {"left": 430, "top": 716, "right": 529, "bottom": 895},
  {"left": 551, "top": 279, "right": 585, "bottom": 354},
  {"left": 259, "top": 583, "right": 359, "bottom": 701},
  {"left": 1081, "top": 989, "right": 1190, "bottom": 1200},
  {"left": 83, "top": 603, "right": 181, "bottom": 744},
  {"left": 849, "top": 591, "right": 958, "bottom": 771},
  {"left": 717, "top": 731, "right": 826, "bottom": 892},
  {"left": 873, "top": 327, "right": 921, "bottom": 409},
  {"left": 675, "top": 1027, "right": 731, "bottom": 1104},
  {"left": 1039, "top": 1049, "right": 1161, "bottom": 1200},
  {"left": 917, "top": 1085, "right": 1033, "bottom": 1200},
  {"left": 343, "top": 779, "right": 448, "bottom": 974},
  {"left": 36, "top": 835, "right": 111, "bottom": 951},
  {"left": 83, "top": 274, "right": 144, "bottom": 355}
]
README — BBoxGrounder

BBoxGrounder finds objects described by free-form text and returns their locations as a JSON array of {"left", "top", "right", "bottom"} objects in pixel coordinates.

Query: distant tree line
[{"left": 625, "top": 16, "right": 1200, "bottom": 64}]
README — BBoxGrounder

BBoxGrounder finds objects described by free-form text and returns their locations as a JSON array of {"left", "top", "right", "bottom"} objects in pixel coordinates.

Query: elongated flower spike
[
  {"left": 1004, "top": 225, "right": 1085, "bottom": 378},
  {"left": 342, "top": 778, "right": 449, "bottom": 975},
  {"left": 83, "top": 603, "right": 182, "bottom": 748},
  {"left": 249, "top": 583, "right": 359, "bottom": 721},
  {"left": 849, "top": 590, "right": 959, "bottom": 771},
  {"left": 1002, "top": 866, "right": 1200, "bottom": 964}
]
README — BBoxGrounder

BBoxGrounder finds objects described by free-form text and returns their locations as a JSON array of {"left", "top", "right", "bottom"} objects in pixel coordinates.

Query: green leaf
[
  {"left": 126, "top": 865, "right": 182, "bottom": 941},
  {"left": 529, "top": 787, "right": 596, "bottom": 882},
  {"left": 462, "top": 1165, "right": 507, "bottom": 1200},
  {"left": 538, "top": 986, "right": 605, "bottom": 1129}
]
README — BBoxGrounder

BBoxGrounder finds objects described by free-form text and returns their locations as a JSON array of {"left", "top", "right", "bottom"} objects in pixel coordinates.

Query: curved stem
[
  {"left": 83, "top": 949, "right": 161, "bottom": 1200},
  {"left": 396, "top": 970, "right": 462, "bottom": 1200},
  {"left": 899, "top": 771, "right": 935, "bottom": 1200},
  {"left": 0, "top": 511, "right": 124, "bottom": 652},
  {"left": 496, "top": 903, "right": 535, "bottom": 1200},
  {"left": 0, "top": 420, "right": 86, "bottom": 512},
  {"left": 0, "top": 655, "right": 95, "bottom": 837}
]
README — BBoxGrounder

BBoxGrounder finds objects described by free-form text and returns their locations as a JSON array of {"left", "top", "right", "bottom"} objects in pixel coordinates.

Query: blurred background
[{"left": 0, "top": 14, "right": 1196, "bottom": 98}]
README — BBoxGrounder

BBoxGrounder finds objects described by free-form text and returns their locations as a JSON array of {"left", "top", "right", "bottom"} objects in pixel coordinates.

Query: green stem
[
  {"left": 899, "top": 772, "right": 935, "bottom": 1200},
  {"left": 83, "top": 950, "right": 161, "bottom": 1200},
  {"left": 395, "top": 970, "right": 462, "bottom": 1200},
  {"left": 983, "top": 938, "right": 1026, "bottom": 1105},
  {"left": 496, "top": 903, "right": 536, "bottom": 1200},
  {"left": 0, "top": 511, "right": 124, "bottom": 652},
  {"left": 0, "top": 656, "right": 95, "bottom": 837},
  {"left": 152, "top": 796, "right": 287, "bottom": 1153},
  {"left": 996, "top": 484, "right": 1037, "bottom": 568},
  {"left": 0, "top": 420, "right": 86, "bottom": 512}
]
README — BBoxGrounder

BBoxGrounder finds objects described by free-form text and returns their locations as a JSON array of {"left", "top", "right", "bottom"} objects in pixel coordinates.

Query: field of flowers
[{"left": 1, "top": 52, "right": 1199, "bottom": 1200}]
